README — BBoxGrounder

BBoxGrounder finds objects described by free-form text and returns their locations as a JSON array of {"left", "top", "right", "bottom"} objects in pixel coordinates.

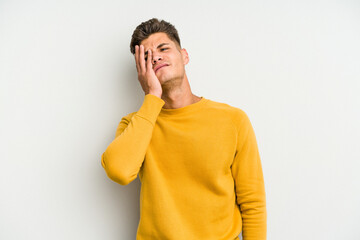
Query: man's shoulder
[
  {"left": 204, "top": 98, "right": 254, "bottom": 132},
  {"left": 205, "top": 98, "right": 248, "bottom": 119},
  {"left": 119, "top": 111, "right": 137, "bottom": 123}
]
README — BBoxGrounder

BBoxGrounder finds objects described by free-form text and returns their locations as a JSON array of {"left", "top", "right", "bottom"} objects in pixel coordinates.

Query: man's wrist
[{"left": 147, "top": 92, "right": 162, "bottom": 99}]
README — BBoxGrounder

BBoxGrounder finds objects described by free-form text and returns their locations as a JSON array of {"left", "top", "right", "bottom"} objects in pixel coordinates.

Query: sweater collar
[{"left": 159, "top": 96, "right": 208, "bottom": 116}]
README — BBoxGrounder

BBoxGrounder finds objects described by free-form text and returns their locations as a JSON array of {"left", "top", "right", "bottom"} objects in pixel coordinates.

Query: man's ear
[{"left": 181, "top": 48, "right": 189, "bottom": 65}]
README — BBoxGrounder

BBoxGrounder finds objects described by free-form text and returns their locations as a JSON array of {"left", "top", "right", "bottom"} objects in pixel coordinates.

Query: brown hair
[{"left": 130, "top": 18, "right": 181, "bottom": 55}]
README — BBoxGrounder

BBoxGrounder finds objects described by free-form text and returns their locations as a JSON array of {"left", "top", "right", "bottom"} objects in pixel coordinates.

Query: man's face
[{"left": 140, "top": 32, "right": 189, "bottom": 84}]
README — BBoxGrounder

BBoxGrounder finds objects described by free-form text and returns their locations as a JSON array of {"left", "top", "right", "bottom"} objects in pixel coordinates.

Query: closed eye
[{"left": 145, "top": 48, "right": 168, "bottom": 60}]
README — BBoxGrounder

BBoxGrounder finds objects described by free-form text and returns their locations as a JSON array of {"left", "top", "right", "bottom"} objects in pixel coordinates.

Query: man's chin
[
  {"left": 160, "top": 77, "right": 183, "bottom": 88},
  {"left": 157, "top": 75, "right": 168, "bottom": 83}
]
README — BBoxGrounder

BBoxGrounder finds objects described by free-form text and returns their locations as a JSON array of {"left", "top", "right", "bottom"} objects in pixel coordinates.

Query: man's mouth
[{"left": 155, "top": 64, "right": 169, "bottom": 73}]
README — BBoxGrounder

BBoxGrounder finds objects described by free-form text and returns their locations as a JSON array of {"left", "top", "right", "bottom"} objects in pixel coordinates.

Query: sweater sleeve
[
  {"left": 101, "top": 94, "right": 165, "bottom": 185},
  {"left": 231, "top": 111, "right": 267, "bottom": 240}
]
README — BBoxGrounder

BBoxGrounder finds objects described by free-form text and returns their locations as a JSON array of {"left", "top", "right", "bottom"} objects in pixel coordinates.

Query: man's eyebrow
[{"left": 145, "top": 43, "right": 170, "bottom": 56}]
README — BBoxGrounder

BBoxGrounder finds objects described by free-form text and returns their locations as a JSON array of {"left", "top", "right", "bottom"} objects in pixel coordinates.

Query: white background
[{"left": 1, "top": 0, "right": 359, "bottom": 239}]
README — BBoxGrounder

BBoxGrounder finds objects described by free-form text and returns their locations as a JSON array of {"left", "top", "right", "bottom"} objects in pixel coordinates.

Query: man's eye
[{"left": 161, "top": 48, "right": 168, "bottom": 51}]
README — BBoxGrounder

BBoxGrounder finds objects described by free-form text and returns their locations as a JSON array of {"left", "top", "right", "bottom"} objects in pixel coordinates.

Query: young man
[{"left": 101, "top": 18, "right": 267, "bottom": 240}]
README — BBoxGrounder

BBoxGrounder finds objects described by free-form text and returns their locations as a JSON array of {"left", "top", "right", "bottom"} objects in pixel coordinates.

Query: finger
[
  {"left": 139, "top": 45, "right": 146, "bottom": 73},
  {"left": 147, "top": 49, "right": 152, "bottom": 71},
  {"left": 134, "top": 45, "right": 140, "bottom": 72}
]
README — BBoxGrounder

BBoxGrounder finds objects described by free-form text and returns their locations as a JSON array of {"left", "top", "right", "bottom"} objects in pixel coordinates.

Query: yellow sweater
[{"left": 101, "top": 94, "right": 267, "bottom": 240}]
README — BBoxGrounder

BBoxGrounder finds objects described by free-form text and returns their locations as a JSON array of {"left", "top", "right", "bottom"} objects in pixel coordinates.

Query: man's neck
[
  {"left": 161, "top": 92, "right": 201, "bottom": 109},
  {"left": 160, "top": 76, "right": 201, "bottom": 109}
]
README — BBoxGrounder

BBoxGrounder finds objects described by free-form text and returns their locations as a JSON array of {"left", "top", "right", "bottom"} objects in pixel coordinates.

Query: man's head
[
  {"left": 130, "top": 18, "right": 189, "bottom": 87},
  {"left": 130, "top": 18, "right": 181, "bottom": 54}
]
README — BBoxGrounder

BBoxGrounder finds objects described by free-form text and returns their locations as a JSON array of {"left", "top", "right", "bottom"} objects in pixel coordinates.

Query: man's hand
[{"left": 134, "top": 45, "right": 162, "bottom": 98}]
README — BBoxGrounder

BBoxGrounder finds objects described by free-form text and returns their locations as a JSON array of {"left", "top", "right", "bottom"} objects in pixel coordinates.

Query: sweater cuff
[{"left": 135, "top": 94, "right": 165, "bottom": 125}]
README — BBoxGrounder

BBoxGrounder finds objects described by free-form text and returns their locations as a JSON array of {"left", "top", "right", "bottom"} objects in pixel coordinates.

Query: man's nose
[{"left": 152, "top": 54, "right": 162, "bottom": 64}]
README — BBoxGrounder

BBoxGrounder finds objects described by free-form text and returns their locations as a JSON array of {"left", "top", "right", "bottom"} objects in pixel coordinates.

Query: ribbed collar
[{"left": 159, "top": 96, "right": 208, "bottom": 117}]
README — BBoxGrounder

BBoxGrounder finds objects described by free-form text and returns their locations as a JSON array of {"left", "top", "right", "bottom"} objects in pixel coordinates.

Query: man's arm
[
  {"left": 231, "top": 111, "right": 267, "bottom": 240},
  {"left": 101, "top": 93, "right": 165, "bottom": 185},
  {"left": 101, "top": 43, "right": 164, "bottom": 185}
]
